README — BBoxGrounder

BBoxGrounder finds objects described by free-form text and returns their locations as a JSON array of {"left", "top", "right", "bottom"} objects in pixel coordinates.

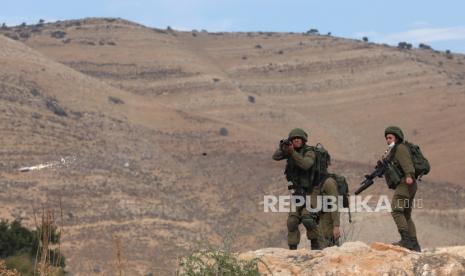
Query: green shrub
[
  {"left": 178, "top": 240, "right": 267, "bottom": 276},
  {"left": 0, "top": 219, "right": 66, "bottom": 274}
]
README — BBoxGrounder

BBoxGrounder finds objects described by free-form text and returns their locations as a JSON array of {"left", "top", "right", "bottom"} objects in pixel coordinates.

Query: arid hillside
[{"left": 1, "top": 18, "right": 465, "bottom": 275}]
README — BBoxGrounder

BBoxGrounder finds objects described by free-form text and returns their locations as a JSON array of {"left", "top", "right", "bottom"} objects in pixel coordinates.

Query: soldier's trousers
[
  {"left": 287, "top": 190, "right": 319, "bottom": 246},
  {"left": 319, "top": 212, "right": 338, "bottom": 248},
  {"left": 391, "top": 181, "right": 418, "bottom": 237}
]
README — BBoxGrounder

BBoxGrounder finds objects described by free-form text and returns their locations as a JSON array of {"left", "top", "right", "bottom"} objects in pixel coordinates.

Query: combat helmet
[
  {"left": 384, "top": 126, "right": 404, "bottom": 142},
  {"left": 288, "top": 128, "right": 308, "bottom": 142}
]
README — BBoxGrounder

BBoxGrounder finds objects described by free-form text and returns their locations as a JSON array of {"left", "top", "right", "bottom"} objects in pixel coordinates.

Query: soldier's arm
[
  {"left": 396, "top": 144, "right": 415, "bottom": 178},
  {"left": 324, "top": 179, "right": 340, "bottom": 227},
  {"left": 272, "top": 147, "right": 287, "bottom": 160},
  {"left": 290, "top": 150, "right": 315, "bottom": 170}
]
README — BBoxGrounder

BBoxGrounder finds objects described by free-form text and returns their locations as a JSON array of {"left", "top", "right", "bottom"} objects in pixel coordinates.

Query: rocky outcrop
[{"left": 239, "top": 242, "right": 465, "bottom": 275}]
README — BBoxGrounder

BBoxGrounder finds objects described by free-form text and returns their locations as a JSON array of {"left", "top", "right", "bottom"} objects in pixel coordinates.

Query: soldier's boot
[
  {"left": 289, "top": 244, "right": 297, "bottom": 250},
  {"left": 410, "top": 236, "right": 421, "bottom": 252},
  {"left": 394, "top": 230, "right": 415, "bottom": 250},
  {"left": 310, "top": 239, "right": 321, "bottom": 250}
]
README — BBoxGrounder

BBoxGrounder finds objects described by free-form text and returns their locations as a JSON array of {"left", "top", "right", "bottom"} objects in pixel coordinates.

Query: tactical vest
[
  {"left": 384, "top": 144, "right": 408, "bottom": 189},
  {"left": 284, "top": 145, "right": 313, "bottom": 191}
]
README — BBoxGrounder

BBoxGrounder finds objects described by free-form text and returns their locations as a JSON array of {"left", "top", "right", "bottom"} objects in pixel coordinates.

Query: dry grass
[
  {"left": 0, "top": 260, "right": 20, "bottom": 276},
  {"left": 32, "top": 205, "right": 65, "bottom": 276}
]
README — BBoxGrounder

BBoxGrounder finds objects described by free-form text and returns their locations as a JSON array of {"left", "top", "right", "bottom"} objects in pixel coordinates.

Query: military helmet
[
  {"left": 384, "top": 126, "right": 404, "bottom": 142},
  {"left": 288, "top": 128, "right": 308, "bottom": 142}
]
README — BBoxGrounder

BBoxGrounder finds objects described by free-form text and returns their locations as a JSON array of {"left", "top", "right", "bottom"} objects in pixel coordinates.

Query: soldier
[
  {"left": 384, "top": 126, "right": 421, "bottom": 252},
  {"left": 317, "top": 177, "right": 341, "bottom": 248},
  {"left": 272, "top": 128, "right": 340, "bottom": 250}
]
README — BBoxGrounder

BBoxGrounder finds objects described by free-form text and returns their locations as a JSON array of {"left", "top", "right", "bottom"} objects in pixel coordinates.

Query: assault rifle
[
  {"left": 354, "top": 159, "right": 389, "bottom": 195},
  {"left": 280, "top": 138, "right": 291, "bottom": 148},
  {"left": 287, "top": 183, "right": 307, "bottom": 196}
]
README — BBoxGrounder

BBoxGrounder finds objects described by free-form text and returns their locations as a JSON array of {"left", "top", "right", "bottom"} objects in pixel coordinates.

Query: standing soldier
[
  {"left": 384, "top": 126, "right": 421, "bottom": 252},
  {"left": 272, "top": 128, "right": 340, "bottom": 250}
]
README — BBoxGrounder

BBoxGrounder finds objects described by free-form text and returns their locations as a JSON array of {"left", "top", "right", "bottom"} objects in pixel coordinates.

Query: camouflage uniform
[
  {"left": 385, "top": 126, "right": 420, "bottom": 251},
  {"left": 317, "top": 177, "right": 340, "bottom": 248},
  {"left": 272, "top": 128, "right": 321, "bottom": 249}
]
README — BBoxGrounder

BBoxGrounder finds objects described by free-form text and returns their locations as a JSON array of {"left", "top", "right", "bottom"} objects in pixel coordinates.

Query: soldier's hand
[
  {"left": 333, "top": 226, "right": 341, "bottom": 240},
  {"left": 406, "top": 176, "right": 414, "bottom": 185}
]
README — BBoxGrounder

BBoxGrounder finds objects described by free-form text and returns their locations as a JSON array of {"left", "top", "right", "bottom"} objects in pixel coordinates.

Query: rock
[{"left": 239, "top": 242, "right": 465, "bottom": 275}]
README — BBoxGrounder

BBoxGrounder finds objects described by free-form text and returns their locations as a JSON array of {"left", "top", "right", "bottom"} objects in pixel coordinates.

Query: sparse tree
[
  {"left": 419, "top": 43, "right": 432, "bottom": 50},
  {"left": 362, "top": 36, "right": 369, "bottom": 42},
  {"left": 306, "top": 28, "right": 319, "bottom": 35},
  {"left": 397, "top": 41, "right": 412, "bottom": 50}
]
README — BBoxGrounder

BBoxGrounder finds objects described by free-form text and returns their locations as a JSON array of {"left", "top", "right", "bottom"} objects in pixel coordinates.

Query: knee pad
[
  {"left": 287, "top": 216, "right": 300, "bottom": 232},
  {"left": 301, "top": 215, "right": 317, "bottom": 230}
]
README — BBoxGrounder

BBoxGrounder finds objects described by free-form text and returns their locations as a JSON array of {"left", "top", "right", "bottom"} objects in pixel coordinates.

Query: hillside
[{"left": 1, "top": 18, "right": 465, "bottom": 275}]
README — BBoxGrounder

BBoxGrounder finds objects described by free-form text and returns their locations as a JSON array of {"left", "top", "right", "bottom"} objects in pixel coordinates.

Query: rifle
[
  {"left": 287, "top": 183, "right": 307, "bottom": 196},
  {"left": 280, "top": 138, "right": 291, "bottom": 150},
  {"left": 354, "top": 159, "right": 389, "bottom": 195}
]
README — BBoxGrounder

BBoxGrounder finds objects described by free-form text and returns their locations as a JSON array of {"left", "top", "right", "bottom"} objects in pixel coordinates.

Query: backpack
[
  {"left": 327, "top": 173, "right": 350, "bottom": 209},
  {"left": 306, "top": 143, "right": 331, "bottom": 187},
  {"left": 403, "top": 141, "right": 430, "bottom": 179}
]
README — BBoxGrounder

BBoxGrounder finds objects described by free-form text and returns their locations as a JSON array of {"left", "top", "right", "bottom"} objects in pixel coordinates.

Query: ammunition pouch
[{"left": 384, "top": 162, "right": 403, "bottom": 189}]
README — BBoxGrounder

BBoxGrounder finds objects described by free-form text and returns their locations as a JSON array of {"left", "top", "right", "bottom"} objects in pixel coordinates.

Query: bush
[
  {"left": 254, "top": 44, "right": 262, "bottom": 49},
  {"left": 0, "top": 219, "right": 66, "bottom": 275},
  {"left": 248, "top": 96, "right": 255, "bottom": 103},
  {"left": 0, "top": 220, "right": 36, "bottom": 258},
  {"left": 108, "top": 96, "right": 124, "bottom": 104},
  {"left": 45, "top": 97, "right": 67, "bottom": 117},
  {"left": 306, "top": 28, "right": 319, "bottom": 35},
  {"left": 362, "top": 36, "right": 368, "bottom": 42},
  {"left": 19, "top": 32, "right": 30, "bottom": 39},
  {"left": 219, "top": 128, "right": 228, "bottom": 136},
  {"left": 397, "top": 42, "right": 412, "bottom": 50},
  {"left": 4, "top": 254, "right": 34, "bottom": 275},
  {"left": 50, "top": 31, "right": 66, "bottom": 39},
  {"left": 4, "top": 33, "right": 19, "bottom": 40},
  {"left": 178, "top": 239, "right": 267, "bottom": 276},
  {"left": 1, "top": 23, "right": 7, "bottom": 29},
  {"left": 30, "top": 88, "right": 40, "bottom": 96},
  {"left": 419, "top": 43, "right": 432, "bottom": 50}
]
